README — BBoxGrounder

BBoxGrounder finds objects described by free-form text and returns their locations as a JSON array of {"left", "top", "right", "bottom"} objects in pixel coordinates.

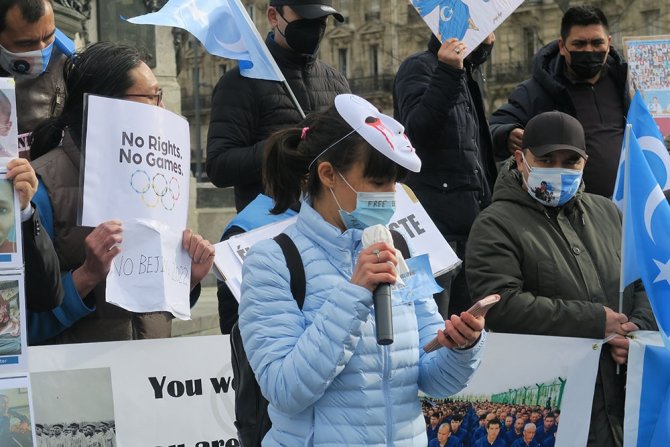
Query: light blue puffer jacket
[{"left": 239, "top": 202, "right": 485, "bottom": 446}]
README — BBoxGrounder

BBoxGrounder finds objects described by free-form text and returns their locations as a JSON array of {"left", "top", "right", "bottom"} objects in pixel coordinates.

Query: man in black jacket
[
  {"left": 393, "top": 34, "right": 497, "bottom": 316},
  {"left": 489, "top": 5, "right": 628, "bottom": 198},
  {"left": 206, "top": 0, "right": 350, "bottom": 212}
]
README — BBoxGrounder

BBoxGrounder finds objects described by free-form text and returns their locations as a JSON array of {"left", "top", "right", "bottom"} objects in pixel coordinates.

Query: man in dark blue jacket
[
  {"left": 393, "top": 33, "right": 497, "bottom": 316},
  {"left": 489, "top": 5, "right": 628, "bottom": 198}
]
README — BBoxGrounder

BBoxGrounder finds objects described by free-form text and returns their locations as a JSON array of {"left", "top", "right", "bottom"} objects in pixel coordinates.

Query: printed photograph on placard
[
  {"left": 0, "top": 375, "right": 35, "bottom": 447},
  {"left": 420, "top": 333, "right": 602, "bottom": 447},
  {"left": 31, "top": 367, "right": 117, "bottom": 447},
  {"left": 0, "top": 276, "right": 27, "bottom": 371},
  {"left": 0, "top": 171, "right": 24, "bottom": 268},
  {"left": 623, "top": 35, "right": 670, "bottom": 136},
  {"left": 0, "top": 78, "right": 18, "bottom": 161}
]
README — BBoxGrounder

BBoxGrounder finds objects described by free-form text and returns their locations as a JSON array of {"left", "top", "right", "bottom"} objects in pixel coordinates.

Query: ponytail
[{"left": 263, "top": 127, "right": 312, "bottom": 214}]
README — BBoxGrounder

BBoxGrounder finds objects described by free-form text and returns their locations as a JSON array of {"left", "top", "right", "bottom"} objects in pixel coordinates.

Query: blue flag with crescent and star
[
  {"left": 127, "top": 0, "right": 283, "bottom": 82},
  {"left": 613, "top": 91, "right": 670, "bottom": 210},
  {"left": 621, "top": 125, "right": 670, "bottom": 346}
]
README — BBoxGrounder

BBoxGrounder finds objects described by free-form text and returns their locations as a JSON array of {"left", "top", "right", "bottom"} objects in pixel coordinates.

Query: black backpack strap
[
  {"left": 390, "top": 229, "right": 411, "bottom": 259},
  {"left": 273, "top": 233, "right": 306, "bottom": 309}
]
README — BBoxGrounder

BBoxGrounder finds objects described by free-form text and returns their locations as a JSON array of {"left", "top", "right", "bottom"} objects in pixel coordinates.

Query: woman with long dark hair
[
  {"left": 28, "top": 41, "right": 214, "bottom": 344},
  {"left": 239, "top": 94, "right": 486, "bottom": 446}
]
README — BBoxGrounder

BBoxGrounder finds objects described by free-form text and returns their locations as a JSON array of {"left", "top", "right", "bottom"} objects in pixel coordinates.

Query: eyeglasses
[{"left": 125, "top": 88, "right": 163, "bottom": 106}]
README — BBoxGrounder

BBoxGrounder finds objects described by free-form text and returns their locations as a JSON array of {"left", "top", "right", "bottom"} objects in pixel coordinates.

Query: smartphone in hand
[{"left": 423, "top": 294, "right": 501, "bottom": 353}]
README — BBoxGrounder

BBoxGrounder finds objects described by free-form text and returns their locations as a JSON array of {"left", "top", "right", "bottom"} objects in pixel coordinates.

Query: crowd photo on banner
[{"left": 0, "top": 0, "right": 669, "bottom": 446}]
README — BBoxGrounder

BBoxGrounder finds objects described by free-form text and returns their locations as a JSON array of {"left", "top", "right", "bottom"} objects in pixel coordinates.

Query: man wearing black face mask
[
  {"left": 206, "top": 0, "right": 350, "bottom": 213},
  {"left": 393, "top": 33, "right": 498, "bottom": 317},
  {"left": 489, "top": 5, "right": 628, "bottom": 199}
]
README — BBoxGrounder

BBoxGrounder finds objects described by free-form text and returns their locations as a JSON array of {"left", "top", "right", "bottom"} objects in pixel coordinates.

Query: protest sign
[
  {"left": 80, "top": 95, "right": 191, "bottom": 228},
  {"left": 624, "top": 35, "right": 670, "bottom": 136},
  {"left": 410, "top": 0, "right": 523, "bottom": 56},
  {"left": 0, "top": 172, "right": 23, "bottom": 269},
  {"left": 79, "top": 95, "right": 192, "bottom": 315},
  {"left": 29, "top": 335, "right": 237, "bottom": 447},
  {"left": 424, "top": 333, "right": 602, "bottom": 447},
  {"left": 106, "top": 219, "right": 192, "bottom": 320},
  {"left": 214, "top": 184, "right": 458, "bottom": 301},
  {"left": 0, "top": 78, "right": 18, "bottom": 161},
  {"left": 27, "top": 332, "right": 601, "bottom": 446},
  {"left": 0, "top": 275, "right": 27, "bottom": 372},
  {"left": 0, "top": 375, "right": 35, "bottom": 446}
]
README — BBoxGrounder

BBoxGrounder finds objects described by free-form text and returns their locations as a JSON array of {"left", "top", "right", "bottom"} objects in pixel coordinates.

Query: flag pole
[
  {"left": 617, "top": 124, "right": 632, "bottom": 375},
  {"left": 619, "top": 124, "right": 632, "bottom": 315},
  {"left": 232, "top": 0, "right": 306, "bottom": 119}
]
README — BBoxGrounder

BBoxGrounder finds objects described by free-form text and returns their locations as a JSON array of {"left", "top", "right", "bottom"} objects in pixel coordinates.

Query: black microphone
[{"left": 362, "top": 226, "right": 394, "bottom": 345}]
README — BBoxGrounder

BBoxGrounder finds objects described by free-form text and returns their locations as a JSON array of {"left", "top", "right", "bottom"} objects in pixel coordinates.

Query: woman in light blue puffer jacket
[{"left": 239, "top": 95, "right": 486, "bottom": 447}]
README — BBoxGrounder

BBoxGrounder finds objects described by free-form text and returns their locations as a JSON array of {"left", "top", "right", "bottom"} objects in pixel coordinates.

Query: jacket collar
[
  {"left": 266, "top": 32, "right": 317, "bottom": 70},
  {"left": 533, "top": 40, "right": 628, "bottom": 96},
  {"left": 295, "top": 200, "right": 362, "bottom": 271}
]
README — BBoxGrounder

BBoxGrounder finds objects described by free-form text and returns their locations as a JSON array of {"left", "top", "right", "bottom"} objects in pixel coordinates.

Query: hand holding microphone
[{"left": 351, "top": 225, "right": 398, "bottom": 345}]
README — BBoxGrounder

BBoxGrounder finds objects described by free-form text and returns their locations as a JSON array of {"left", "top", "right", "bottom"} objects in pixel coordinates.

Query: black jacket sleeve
[
  {"left": 206, "top": 70, "right": 266, "bottom": 188},
  {"left": 489, "top": 82, "right": 534, "bottom": 159},
  {"left": 23, "top": 207, "right": 63, "bottom": 312},
  {"left": 394, "top": 57, "right": 467, "bottom": 148}
]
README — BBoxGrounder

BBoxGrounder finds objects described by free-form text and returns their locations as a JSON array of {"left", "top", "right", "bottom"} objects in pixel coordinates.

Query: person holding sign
[
  {"left": 393, "top": 32, "right": 498, "bottom": 317},
  {"left": 465, "top": 111, "right": 657, "bottom": 447},
  {"left": 239, "top": 94, "right": 485, "bottom": 446},
  {"left": 27, "top": 42, "right": 214, "bottom": 344}
]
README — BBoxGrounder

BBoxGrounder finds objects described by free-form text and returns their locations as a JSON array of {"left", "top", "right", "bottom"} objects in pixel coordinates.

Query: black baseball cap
[
  {"left": 522, "top": 111, "right": 588, "bottom": 159},
  {"left": 270, "top": 0, "right": 344, "bottom": 22}
]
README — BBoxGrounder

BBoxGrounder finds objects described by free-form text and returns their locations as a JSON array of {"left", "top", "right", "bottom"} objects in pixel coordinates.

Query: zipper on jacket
[
  {"left": 50, "top": 86, "right": 63, "bottom": 116},
  {"left": 383, "top": 346, "right": 393, "bottom": 446}
]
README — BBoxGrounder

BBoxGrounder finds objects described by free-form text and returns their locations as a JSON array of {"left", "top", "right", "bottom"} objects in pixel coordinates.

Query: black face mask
[
  {"left": 568, "top": 50, "right": 607, "bottom": 79},
  {"left": 277, "top": 13, "right": 327, "bottom": 55},
  {"left": 466, "top": 42, "right": 494, "bottom": 67}
]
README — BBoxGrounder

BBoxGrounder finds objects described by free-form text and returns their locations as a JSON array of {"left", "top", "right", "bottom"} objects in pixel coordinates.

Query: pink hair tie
[{"left": 301, "top": 126, "right": 309, "bottom": 141}]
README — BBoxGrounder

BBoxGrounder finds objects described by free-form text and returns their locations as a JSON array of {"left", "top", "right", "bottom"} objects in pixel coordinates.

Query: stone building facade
[{"left": 178, "top": 0, "right": 670, "bottom": 178}]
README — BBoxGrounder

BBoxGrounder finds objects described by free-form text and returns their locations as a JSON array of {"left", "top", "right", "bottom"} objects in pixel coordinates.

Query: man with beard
[{"left": 489, "top": 5, "right": 628, "bottom": 198}]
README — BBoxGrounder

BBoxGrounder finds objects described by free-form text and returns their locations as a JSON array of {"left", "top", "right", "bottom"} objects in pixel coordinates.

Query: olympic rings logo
[{"left": 130, "top": 170, "right": 181, "bottom": 211}]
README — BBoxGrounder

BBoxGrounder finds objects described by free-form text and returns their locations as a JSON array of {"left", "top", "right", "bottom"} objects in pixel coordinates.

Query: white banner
[
  {"left": 429, "top": 333, "right": 602, "bottom": 447},
  {"left": 29, "top": 335, "right": 237, "bottom": 447},
  {"left": 214, "top": 184, "right": 459, "bottom": 301},
  {"left": 25, "top": 332, "right": 602, "bottom": 446},
  {"left": 410, "top": 0, "right": 523, "bottom": 56},
  {"left": 80, "top": 95, "right": 190, "bottom": 229}
]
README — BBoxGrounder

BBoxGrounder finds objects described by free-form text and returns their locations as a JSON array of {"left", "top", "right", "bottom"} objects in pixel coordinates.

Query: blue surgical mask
[
  {"left": 0, "top": 41, "right": 54, "bottom": 78},
  {"left": 521, "top": 154, "right": 582, "bottom": 207},
  {"left": 330, "top": 171, "right": 396, "bottom": 230}
]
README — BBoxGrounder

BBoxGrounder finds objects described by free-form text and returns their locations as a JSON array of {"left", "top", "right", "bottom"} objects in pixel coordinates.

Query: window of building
[
  {"left": 338, "top": 48, "right": 349, "bottom": 77},
  {"left": 408, "top": 4, "right": 422, "bottom": 23},
  {"left": 370, "top": 44, "right": 379, "bottom": 77},
  {"left": 366, "top": 0, "right": 381, "bottom": 21},
  {"left": 219, "top": 64, "right": 228, "bottom": 78},
  {"left": 523, "top": 27, "right": 537, "bottom": 65},
  {"left": 643, "top": 9, "right": 660, "bottom": 35},
  {"left": 98, "top": 1, "right": 156, "bottom": 67},
  {"left": 247, "top": 4, "right": 256, "bottom": 22}
]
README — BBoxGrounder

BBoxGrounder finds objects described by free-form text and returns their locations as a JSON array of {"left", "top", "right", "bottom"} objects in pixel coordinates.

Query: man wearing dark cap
[
  {"left": 465, "top": 111, "right": 657, "bottom": 447},
  {"left": 49, "top": 423, "right": 66, "bottom": 447},
  {"left": 489, "top": 6, "right": 628, "bottom": 198},
  {"left": 206, "top": 0, "right": 350, "bottom": 212}
]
